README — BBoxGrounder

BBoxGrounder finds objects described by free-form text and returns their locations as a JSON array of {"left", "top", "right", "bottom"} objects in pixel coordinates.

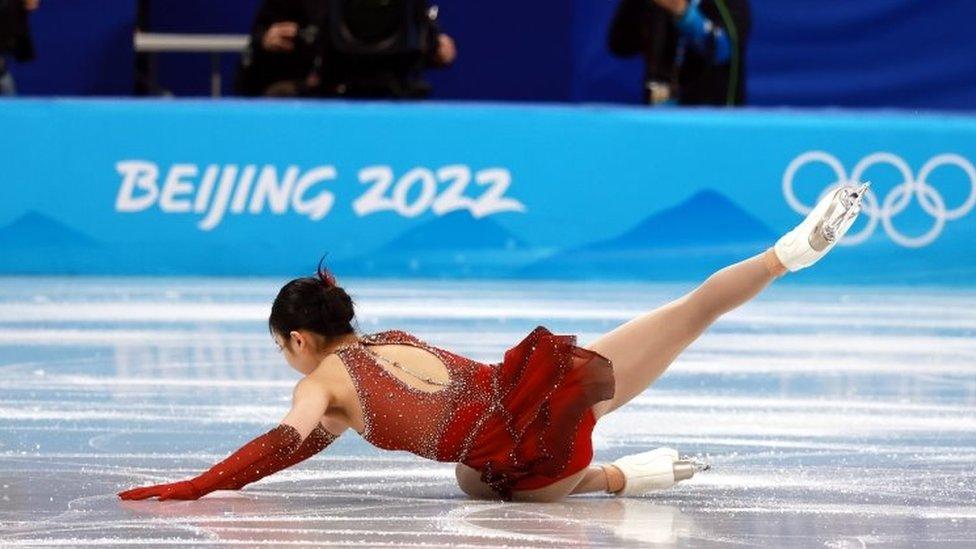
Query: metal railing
[{"left": 133, "top": 31, "right": 249, "bottom": 97}]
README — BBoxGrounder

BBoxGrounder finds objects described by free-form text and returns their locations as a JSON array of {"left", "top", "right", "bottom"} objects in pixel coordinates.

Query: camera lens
[{"left": 342, "top": 0, "right": 405, "bottom": 44}]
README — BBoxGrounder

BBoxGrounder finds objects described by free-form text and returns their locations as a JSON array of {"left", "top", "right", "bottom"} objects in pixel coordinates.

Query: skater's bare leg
[
  {"left": 585, "top": 182, "right": 869, "bottom": 420},
  {"left": 570, "top": 465, "right": 625, "bottom": 494},
  {"left": 452, "top": 184, "right": 867, "bottom": 501},
  {"left": 454, "top": 249, "right": 786, "bottom": 501},
  {"left": 455, "top": 462, "right": 624, "bottom": 501},
  {"left": 588, "top": 248, "right": 785, "bottom": 419}
]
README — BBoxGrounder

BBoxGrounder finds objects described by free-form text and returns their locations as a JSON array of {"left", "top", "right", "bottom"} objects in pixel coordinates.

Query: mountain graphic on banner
[
  {"left": 334, "top": 210, "right": 538, "bottom": 277},
  {"left": 519, "top": 189, "right": 777, "bottom": 280},
  {"left": 0, "top": 211, "right": 99, "bottom": 249},
  {"left": 584, "top": 189, "right": 775, "bottom": 249},
  {"left": 378, "top": 210, "right": 526, "bottom": 252}
]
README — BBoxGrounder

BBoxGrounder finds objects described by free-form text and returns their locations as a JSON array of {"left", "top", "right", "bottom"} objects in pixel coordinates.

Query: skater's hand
[{"left": 118, "top": 480, "right": 201, "bottom": 501}]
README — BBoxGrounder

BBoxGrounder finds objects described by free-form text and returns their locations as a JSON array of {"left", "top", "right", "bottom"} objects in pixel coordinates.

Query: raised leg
[
  {"left": 588, "top": 184, "right": 866, "bottom": 497},
  {"left": 588, "top": 248, "right": 785, "bottom": 419},
  {"left": 452, "top": 184, "right": 867, "bottom": 502},
  {"left": 455, "top": 249, "right": 785, "bottom": 503}
]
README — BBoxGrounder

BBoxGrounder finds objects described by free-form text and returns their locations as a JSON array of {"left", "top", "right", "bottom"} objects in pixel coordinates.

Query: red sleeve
[
  {"left": 217, "top": 425, "right": 339, "bottom": 491},
  {"left": 119, "top": 423, "right": 337, "bottom": 501},
  {"left": 186, "top": 424, "right": 304, "bottom": 497}
]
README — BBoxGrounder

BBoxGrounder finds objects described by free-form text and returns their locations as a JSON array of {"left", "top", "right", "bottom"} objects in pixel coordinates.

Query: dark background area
[{"left": 6, "top": 0, "right": 976, "bottom": 110}]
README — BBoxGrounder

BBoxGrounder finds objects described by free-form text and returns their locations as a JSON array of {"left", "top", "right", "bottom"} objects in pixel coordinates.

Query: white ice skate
[
  {"left": 773, "top": 182, "right": 869, "bottom": 272},
  {"left": 612, "top": 447, "right": 709, "bottom": 497}
]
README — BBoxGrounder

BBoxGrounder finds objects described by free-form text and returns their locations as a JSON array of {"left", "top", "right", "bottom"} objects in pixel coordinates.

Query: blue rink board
[{"left": 1, "top": 100, "right": 975, "bottom": 284}]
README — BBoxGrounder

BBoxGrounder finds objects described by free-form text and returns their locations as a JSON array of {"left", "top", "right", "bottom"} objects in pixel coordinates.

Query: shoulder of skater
[
  {"left": 304, "top": 353, "right": 355, "bottom": 401},
  {"left": 280, "top": 375, "right": 332, "bottom": 438},
  {"left": 291, "top": 375, "right": 329, "bottom": 411}
]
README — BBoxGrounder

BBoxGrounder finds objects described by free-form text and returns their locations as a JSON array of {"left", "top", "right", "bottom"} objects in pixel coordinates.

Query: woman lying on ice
[{"left": 119, "top": 183, "right": 868, "bottom": 503}]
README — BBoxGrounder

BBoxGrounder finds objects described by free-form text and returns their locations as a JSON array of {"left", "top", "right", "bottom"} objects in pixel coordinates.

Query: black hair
[{"left": 269, "top": 258, "right": 356, "bottom": 341}]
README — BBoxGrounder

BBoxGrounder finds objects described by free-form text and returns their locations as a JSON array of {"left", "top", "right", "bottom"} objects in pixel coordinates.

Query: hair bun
[
  {"left": 317, "top": 257, "right": 338, "bottom": 288},
  {"left": 269, "top": 257, "right": 357, "bottom": 340},
  {"left": 322, "top": 288, "right": 354, "bottom": 324}
]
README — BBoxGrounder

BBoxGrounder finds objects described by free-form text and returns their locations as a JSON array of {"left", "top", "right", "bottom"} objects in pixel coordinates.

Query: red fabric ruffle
[{"left": 462, "top": 326, "right": 615, "bottom": 499}]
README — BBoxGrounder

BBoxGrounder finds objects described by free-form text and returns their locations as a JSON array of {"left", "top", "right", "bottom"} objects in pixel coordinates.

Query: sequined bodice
[{"left": 334, "top": 329, "right": 497, "bottom": 462}]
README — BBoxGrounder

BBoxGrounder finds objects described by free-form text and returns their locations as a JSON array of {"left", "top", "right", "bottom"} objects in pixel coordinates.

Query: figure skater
[{"left": 119, "top": 183, "right": 868, "bottom": 503}]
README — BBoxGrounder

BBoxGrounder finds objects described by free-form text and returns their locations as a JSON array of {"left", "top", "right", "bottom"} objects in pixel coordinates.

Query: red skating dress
[{"left": 334, "top": 325, "right": 615, "bottom": 500}]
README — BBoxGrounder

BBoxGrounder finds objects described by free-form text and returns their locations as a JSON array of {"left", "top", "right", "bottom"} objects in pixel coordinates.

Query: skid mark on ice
[
  {"left": 694, "top": 503, "right": 976, "bottom": 520},
  {"left": 627, "top": 393, "right": 976, "bottom": 414},
  {"left": 437, "top": 504, "right": 574, "bottom": 545},
  {"left": 602, "top": 409, "right": 975, "bottom": 438}
]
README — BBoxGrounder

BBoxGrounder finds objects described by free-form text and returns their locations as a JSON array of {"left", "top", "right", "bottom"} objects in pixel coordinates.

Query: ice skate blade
[
  {"left": 808, "top": 183, "right": 868, "bottom": 251},
  {"left": 673, "top": 456, "right": 710, "bottom": 482}
]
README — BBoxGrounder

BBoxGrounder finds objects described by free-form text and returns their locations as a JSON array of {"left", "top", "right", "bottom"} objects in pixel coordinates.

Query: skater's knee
[
  {"left": 686, "top": 269, "right": 739, "bottom": 322},
  {"left": 672, "top": 291, "right": 718, "bottom": 332}
]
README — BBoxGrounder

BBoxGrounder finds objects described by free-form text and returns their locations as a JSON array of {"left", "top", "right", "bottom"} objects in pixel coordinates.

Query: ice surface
[{"left": 1, "top": 278, "right": 974, "bottom": 547}]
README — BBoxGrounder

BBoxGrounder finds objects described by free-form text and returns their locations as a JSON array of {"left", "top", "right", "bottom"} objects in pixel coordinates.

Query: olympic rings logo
[{"left": 783, "top": 151, "right": 976, "bottom": 248}]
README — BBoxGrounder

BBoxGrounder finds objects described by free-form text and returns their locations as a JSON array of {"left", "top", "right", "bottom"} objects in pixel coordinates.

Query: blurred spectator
[
  {"left": 236, "top": 0, "right": 456, "bottom": 98},
  {"left": 0, "top": 0, "right": 38, "bottom": 95},
  {"left": 608, "top": 0, "right": 750, "bottom": 106}
]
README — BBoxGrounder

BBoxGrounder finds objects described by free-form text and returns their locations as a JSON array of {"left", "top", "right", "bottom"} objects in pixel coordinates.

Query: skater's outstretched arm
[
  {"left": 216, "top": 422, "right": 339, "bottom": 491},
  {"left": 118, "top": 377, "right": 333, "bottom": 501}
]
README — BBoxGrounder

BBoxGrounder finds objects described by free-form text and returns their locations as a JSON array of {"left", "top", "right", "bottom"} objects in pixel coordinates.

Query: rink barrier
[{"left": 1, "top": 99, "right": 974, "bottom": 284}]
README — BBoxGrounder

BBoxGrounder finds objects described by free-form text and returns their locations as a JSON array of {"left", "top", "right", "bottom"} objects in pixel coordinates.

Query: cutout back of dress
[
  {"left": 335, "top": 329, "right": 497, "bottom": 461},
  {"left": 358, "top": 342, "right": 452, "bottom": 393}
]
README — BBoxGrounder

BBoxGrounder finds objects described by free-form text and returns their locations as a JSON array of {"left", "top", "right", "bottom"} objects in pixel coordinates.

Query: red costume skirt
[{"left": 461, "top": 326, "right": 615, "bottom": 499}]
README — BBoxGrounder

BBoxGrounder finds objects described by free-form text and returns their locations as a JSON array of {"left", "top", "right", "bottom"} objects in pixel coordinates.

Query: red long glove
[
  {"left": 217, "top": 424, "right": 338, "bottom": 490},
  {"left": 118, "top": 424, "right": 336, "bottom": 501}
]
